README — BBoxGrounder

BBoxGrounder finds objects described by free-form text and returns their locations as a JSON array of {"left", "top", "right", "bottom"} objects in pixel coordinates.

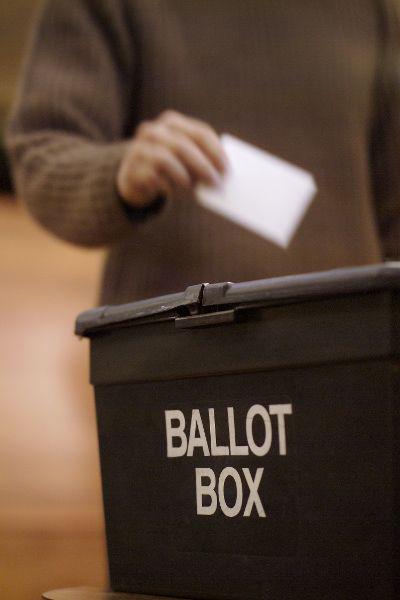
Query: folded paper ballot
[{"left": 196, "top": 134, "right": 317, "bottom": 249}]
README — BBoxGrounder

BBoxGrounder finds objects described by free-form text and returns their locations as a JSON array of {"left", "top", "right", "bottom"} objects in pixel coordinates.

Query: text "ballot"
[{"left": 164, "top": 404, "right": 293, "bottom": 518}]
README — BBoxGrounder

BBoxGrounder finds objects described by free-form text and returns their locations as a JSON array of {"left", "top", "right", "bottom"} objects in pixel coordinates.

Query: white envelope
[{"left": 196, "top": 134, "right": 317, "bottom": 249}]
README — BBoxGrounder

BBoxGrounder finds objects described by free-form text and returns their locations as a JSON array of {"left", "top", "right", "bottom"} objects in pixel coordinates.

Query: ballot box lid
[{"left": 76, "top": 262, "right": 400, "bottom": 337}]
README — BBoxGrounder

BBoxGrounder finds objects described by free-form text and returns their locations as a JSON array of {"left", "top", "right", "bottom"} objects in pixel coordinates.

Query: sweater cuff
[{"left": 118, "top": 194, "right": 166, "bottom": 222}]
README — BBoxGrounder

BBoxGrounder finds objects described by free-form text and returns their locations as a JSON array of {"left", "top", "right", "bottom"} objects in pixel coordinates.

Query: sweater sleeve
[
  {"left": 370, "top": 0, "right": 400, "bottom": 260},
  {"left": 6, "top": 0, "right": 145, "bottom": 248}
]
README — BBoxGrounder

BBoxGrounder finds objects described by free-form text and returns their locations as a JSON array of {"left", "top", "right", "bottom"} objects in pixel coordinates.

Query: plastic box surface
[{"left": 76, "top": 264, "right": 400, "bottom": 600}]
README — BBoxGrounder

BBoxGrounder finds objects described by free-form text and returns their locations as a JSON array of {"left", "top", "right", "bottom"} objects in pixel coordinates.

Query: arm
[{"left": 6, "top": 0, "right": 138, "bottom": 247}]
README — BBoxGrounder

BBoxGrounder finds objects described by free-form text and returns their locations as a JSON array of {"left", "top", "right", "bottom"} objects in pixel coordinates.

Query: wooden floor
[{"left": 0, "top": 198, "right": 108, "bottom": 599}]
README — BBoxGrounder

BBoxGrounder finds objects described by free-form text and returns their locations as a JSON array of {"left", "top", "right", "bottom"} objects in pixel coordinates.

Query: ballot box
[{"left": 76, "top": 263, "right": 400, "bottom": 600}]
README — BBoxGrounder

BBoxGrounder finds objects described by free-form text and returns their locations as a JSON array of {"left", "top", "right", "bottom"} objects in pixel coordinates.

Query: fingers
[
  {"left": 117, "top": 110, "right": 228, "bottom": 209},
  {"left": 160, "top": 110, "right": 228, "bottom": 174},
  {"left": 140, "top": 142, "right": 192, "bottom": 189},
  {"left": 139, "top": 122, "right": 222, "bottom": 186},
  {"left": 137, "top": 169, "right": 175, "bottom": 202},
  {"left": 117, "top": 143, "right": 191, "bottom": 206}
]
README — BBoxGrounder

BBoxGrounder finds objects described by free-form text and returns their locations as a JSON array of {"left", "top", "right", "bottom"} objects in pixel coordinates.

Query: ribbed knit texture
[{"left": 6, "top": 0, "right": 400, "bottom": 304}]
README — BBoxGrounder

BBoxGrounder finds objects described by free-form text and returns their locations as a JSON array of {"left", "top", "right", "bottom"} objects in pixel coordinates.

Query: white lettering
[
  {"left": 196, "top": 468, "right": 217, "bottom": 515},
  {"left": 269, "top": 404, "right": 292, "bottom": 455},
  {"left": 187, "top": 409, "right": 210, "bottom": 457},
  {"left": 209, "top": 408, "right": 229, "bottom": 456},
  {"left": 165, "top": 410, "right": 187, "bottom": 458},
  {"left": 218, "top": 467, "right": 243, "bottom": 518},
  {"left": 246, "top": 404, "right": 272, "bottom": 456},
  {"left": 243, "top": 468, "right": 266, "bottom": 517},
  {"left": 228, "top": 407, "right": 249, "bottom": 455}
]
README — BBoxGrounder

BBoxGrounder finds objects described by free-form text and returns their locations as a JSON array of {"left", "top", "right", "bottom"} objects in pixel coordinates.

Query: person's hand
[{"left": 116, "top": 110, "right": 228, "bottom": 208}]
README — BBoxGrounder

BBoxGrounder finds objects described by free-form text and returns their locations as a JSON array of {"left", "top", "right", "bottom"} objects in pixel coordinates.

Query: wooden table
[{"left": 42, "top": 588, "right": 191, "bottom": 600}]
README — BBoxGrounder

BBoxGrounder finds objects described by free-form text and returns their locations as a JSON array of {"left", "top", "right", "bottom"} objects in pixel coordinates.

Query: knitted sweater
[{"left": 6, "top": 0, "right": 400, "bottom": 305}]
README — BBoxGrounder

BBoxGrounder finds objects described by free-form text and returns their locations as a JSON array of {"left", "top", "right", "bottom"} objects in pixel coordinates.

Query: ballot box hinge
[{"left": 175, "top": 308, "right": 236, "bottom": 329}]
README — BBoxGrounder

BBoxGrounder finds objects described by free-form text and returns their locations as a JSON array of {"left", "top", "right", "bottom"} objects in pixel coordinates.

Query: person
[{"left": 6, "top": 0, "right": 400, "bottom": 306}]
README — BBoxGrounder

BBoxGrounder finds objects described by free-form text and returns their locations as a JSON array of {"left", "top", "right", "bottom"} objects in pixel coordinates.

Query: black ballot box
[{"left": 76, "top": 264, "right": 400, "bottom": 600}]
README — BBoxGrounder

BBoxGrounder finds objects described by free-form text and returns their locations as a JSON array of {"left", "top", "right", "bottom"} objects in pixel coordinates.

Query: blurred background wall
[{"left": 1, "top": 2, "right": 108, "bottom": 598}]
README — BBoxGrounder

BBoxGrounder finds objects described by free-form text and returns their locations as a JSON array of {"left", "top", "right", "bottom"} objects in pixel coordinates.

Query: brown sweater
[{"left": 6, "top": 0, "right": 400, "bottom": 305}]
